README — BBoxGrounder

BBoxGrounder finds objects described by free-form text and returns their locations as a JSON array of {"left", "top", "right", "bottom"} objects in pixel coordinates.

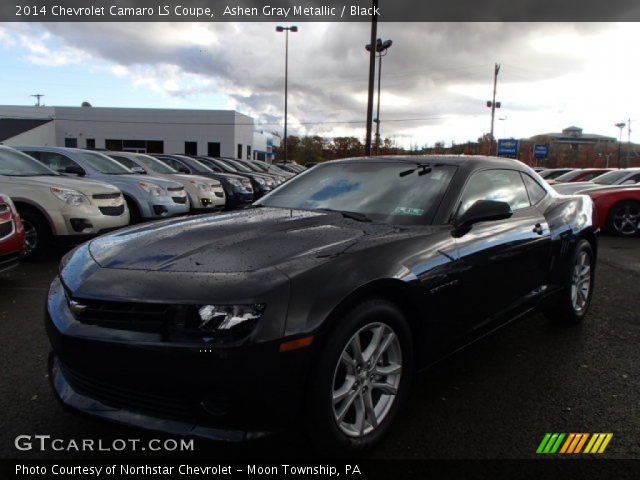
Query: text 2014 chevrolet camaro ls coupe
[{"left": 47, "top": 156, "right": 597, "bottom": 451}]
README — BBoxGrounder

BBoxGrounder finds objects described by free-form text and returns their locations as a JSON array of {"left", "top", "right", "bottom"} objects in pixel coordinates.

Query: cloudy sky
[{"left": 0, "top": 22, "right": 637, "bottom": 147}]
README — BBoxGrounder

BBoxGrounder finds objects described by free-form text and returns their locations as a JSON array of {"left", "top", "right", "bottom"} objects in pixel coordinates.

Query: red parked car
[
  {"left": 548, "top": 168, "right": 614, "bottom": 185},
  {"left": 0, "top": 193, "right": 26, "bottom": 272},
  {"left": 583, "top": 185, "right": 640, "bottom": 236}
]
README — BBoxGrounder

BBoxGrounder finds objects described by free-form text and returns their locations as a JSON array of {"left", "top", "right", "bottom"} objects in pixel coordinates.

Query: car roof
[{"left": 325, "top": 155, "right": 535, "bottom": 173}]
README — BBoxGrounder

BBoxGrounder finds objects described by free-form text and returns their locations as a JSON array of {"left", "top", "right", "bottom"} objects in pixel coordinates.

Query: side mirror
[
  {"left": 64, "top": 164, "right": 86, "bottom": 176},
  {"left": 130, "top": 166, "right": 146, "bottom": 174},
  {"left": 453, "top": 200, "right": 513, "bottom": 236}
]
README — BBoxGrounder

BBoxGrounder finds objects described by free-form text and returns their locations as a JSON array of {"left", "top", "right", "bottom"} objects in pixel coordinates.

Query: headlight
[
  {"left": 265, "top": 178, "right": 275, "bottom": 187},
  {"left": 227, "top": 178, "right": 243, "bottom": 189},
  {"left": 277, "top": 176, "right": 286, "bottom": 183},
  {"left": 196, "top": 304, "right": 265, "bottom": 336},
  {"left": 190, "top": 181, "right": 211, "bottom": 193},
  {"left": 255, "top": 177, "right": 266, "bottom": 185},
  {"left": 139, "top": 181, "right": 166, "bottom": 197},
  {"left": 50, "top": 187, "right": 89, "bottom": 206}
]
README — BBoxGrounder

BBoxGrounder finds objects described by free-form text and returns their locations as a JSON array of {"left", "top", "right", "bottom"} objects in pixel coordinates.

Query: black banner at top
[{"left": 3, "top": 0, "right": 640, "bottom": 22}]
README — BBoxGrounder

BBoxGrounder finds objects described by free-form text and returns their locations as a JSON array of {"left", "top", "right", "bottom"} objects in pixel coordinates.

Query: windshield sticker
[{"left": 394, "top": 207, "right": 424, "bottom": 216}]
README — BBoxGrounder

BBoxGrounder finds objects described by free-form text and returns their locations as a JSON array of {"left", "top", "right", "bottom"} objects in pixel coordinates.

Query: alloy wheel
[
  {"left": 612, "top": 204, "right": 640, "bottom": 235},
  {"left": 570, "top": 251, "right": 591, "bottom": 313},
  {"left": 332, "top": 322, "right": 402, "bottom": 437}
]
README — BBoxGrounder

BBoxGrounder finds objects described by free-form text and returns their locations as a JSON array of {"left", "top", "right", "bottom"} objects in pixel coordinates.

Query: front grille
[
  {"left": 69, "top": 297, "right": 169, "bottom": 333},
  {"left": 61, "top": 363, "right": 196, "bottom": 420},
  {"left": 92, "top": 193, "right": 121, "bottom": 200},
  {"left": 172, "top": 196, "right": 187, "bottom": 204},
  {"left": 167, "top": 187, "right": 184, "bottom": 192},
  {"left": 215, "top": 192, "right": 224, "bottom": 198},
  {"left": 0, "top": 220, "right": 13, "bottom": 239},
  {"left": 98, "top": 205, "right": 125, "bottom": 216}
]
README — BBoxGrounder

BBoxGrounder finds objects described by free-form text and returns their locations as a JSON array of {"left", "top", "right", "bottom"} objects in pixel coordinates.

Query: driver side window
[
  {"left": 40, "top": 152, "right": 78, "bottom": 173},
  {"left": 457, "top": 169, "right": 531, "bottom": 217}
]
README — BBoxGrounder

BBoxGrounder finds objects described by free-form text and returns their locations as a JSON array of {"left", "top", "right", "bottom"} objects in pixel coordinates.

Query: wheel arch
[
  {"left": 605, "top": 198, "right": 640, "bottom": 234},
  {"left": 318, "top": 278, "right": 426, "bottom": 367},
  {"left": 12, "top": 199, "right": 56, "bottom": 235}
]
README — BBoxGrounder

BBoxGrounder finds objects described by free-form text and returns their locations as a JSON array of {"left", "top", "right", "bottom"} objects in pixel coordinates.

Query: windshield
[
  {"left": 257, "top": 161, "right": 457, "bottom": 225},
  {"left": 593, "top": 170, "right": 631, "bottom": 185},
  {"left": 539, "top": 169, "right": 570, "bottom": 180},
  {"left": 185, "top": 157, "right": 215, "bottom": 173},
  {"left": 134, "top": 154, "right": 177, "bottom": 174},
  {"left": 553, "top": 170, "right": 587, "bottom": 182},
  {"left": 79, "top": 151, "right": 132, "bottom": 174},
  {"left": 223, "top": 158, "right": 253, "bottom": 173},
  {"left": 209, "top": 158, "right": 238, "bottom": 173},
  {"left": 0, "top": 148, "right": 59, "bottom": 176}
]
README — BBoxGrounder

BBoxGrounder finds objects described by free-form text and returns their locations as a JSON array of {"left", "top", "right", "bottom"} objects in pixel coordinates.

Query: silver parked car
[
  {"left": 105, "top": 152, "right": 226, "bottom": 212},
  {"left": 17, "top": 147, "right": 190, "bottom": 223},
  {"left": 0, "top": 145, "right": 129, "bottom": 257}
]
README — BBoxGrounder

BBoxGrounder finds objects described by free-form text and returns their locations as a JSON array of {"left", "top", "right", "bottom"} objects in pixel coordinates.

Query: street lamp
[
  {"left": 365, "top": 38, "right": 392, "bottom": 155},
  {"left": 276, "top": 25, "right": 298, "bottom": 163},
  {"left": 615, "top": 122, "right": 626, "bottom": 168}
]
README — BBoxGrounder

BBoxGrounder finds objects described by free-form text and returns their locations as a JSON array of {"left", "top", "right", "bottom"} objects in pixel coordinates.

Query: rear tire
[
  {"left": 607, "top": 201, "right": 640, "bottom": 236},
  {"left": 544, "top": 239, "right": 594, "bottom": 324},
  {"left": 17, "top": 207, "right": 52, "bottom": 259},
  {"left": 306, "top": 298, "right": 413, "bottom": 453}
]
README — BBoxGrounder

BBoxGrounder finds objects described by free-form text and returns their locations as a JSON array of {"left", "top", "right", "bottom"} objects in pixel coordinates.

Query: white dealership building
[{"left": 0, "top": 105, "right": 277, "bottom": 161}]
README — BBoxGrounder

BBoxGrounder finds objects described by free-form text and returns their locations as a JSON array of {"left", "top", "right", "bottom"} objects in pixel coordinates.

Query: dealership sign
[
  {"left": 534, "top": 144, "right": 549, "bottom": 158},
  {"left": 497, "top": 139, "right": 519, "bottom": 158}
]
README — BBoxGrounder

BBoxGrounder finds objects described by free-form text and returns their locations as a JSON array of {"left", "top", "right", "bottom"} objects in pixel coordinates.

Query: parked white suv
[{"left": 0, "top": 145, "right": 129, "bottom": 257}]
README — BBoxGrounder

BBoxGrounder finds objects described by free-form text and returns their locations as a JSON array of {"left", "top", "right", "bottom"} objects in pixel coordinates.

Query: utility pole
[
  {"left": 30, "top": 94, "right": 44, "bottom": 106},
  {"left": 486, "top": 63, "right": 501, "bottom": 155},
  {"left": 364, "top": 0, "right": 378, "bottom": 156}
]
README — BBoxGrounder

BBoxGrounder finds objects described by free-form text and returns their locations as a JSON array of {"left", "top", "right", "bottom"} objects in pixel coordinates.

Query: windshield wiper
[
  {"left": 399, "top": 163, "right": 432, "bottom": 177},
  {"left": 318, "top": 208, "right": 372, "bottom": 222}
]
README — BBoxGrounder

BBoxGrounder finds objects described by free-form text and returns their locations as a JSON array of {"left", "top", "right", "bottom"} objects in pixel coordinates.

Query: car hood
[
  {"left": 173, "top": 174, "right": 221, "bottom": 187},
  {"left": 88, "top": 207, "right": 401, "bottom": 273},
  {"left": 1, "top": 175, "right": 121, "bottom": 194}
]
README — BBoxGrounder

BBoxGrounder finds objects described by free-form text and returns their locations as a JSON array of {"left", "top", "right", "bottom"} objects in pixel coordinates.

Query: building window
[
  {"left": 85, "top": 138, "right": 95, "bottom": 150},
  {"left": 185, "top": 141, "right": 197, "bottom": 155},
  {"left": 246, "top": 145, "right": 251, "bottom": 159},
  {"left": 237, "top": 144, "right": 243, "bottom": 159},
  {"left": 64, "top": 138, "right": 78, "bottom": 148},
  {"left": 208, "top": 142, "right": 220, "bottom": 157},
  {"left": 104, "top": 139, "right": 163, "bottom": 154}
]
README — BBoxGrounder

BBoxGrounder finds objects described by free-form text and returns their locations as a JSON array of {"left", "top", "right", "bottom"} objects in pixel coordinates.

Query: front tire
[
  {"left": 544, "top": 239, "right": 594, "bottom": 324},
  {"left": 17, "top": 207, "right": 52, "bottom": 258},
  {"left": 306, "top": 298, "right": 413, "bottom": 452}
]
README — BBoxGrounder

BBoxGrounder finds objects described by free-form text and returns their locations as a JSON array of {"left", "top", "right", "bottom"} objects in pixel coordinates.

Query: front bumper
[
  {"left": 46, "top": 276, "right": 311, "bottom": 441},
  {"left": 224, "top": 190, "right": 253, "bottom": 209},
  {"left": 50, "top": 204, "right": 130, "bottom": 237},
  {"left": 139, "top": 195, "right": 190, "bottom": 219}
]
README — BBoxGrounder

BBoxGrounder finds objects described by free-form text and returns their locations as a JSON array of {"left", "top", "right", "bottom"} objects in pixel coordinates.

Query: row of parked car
[
  {"left": 0, "top": 144, "right": 306, "bottom": 270},
  {"left": 535, "top": 166, "right": 640, "bottom": 237}
]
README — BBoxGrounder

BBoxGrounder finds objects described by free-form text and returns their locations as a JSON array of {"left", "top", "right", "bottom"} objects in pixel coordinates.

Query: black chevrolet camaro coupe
[{"left": 47, "top": 156, "right": 597, "bottom": 451}]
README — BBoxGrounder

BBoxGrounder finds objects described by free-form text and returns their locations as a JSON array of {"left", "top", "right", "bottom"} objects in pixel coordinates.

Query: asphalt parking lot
[{"left": 1, "top": 235, "right": 639, "bottom": 461}]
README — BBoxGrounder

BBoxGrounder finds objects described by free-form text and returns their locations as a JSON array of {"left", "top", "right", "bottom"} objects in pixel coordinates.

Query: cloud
[{"left": 0, "top": 21, "right": 633, "bottom": 145}]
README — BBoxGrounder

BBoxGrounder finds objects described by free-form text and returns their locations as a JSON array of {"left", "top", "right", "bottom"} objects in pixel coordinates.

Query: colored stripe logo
[{"left": 536, "top": 433, "right": 613, "bottom": 454}]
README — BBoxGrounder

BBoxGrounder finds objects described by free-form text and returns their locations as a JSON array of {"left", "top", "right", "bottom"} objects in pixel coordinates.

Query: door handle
[{"left": 533, "top": 223, "right": 544, "bottom": 235}]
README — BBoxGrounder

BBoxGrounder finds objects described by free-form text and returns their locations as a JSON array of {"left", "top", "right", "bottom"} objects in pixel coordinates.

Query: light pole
[
  {"left": 486, "top": 63, "right": 501, "bottom": 155},
  {"left": 366, "top": 38, "right": 392, "bottom": 156},
  {"left": 615, "top": 122, "right": 626, "bottom": 168},
  {"left": 276, "top": 25, "right": 298, "bottom": 163}
]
